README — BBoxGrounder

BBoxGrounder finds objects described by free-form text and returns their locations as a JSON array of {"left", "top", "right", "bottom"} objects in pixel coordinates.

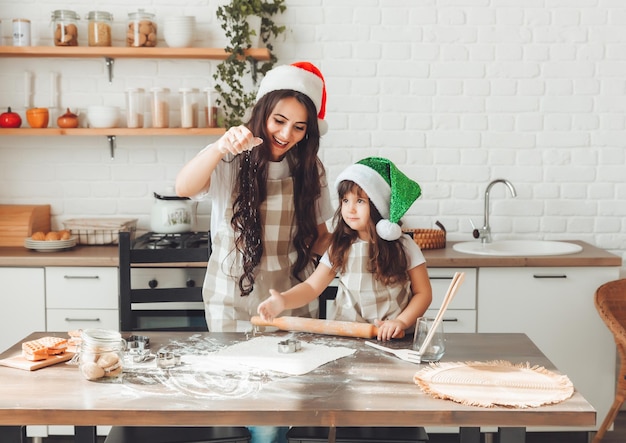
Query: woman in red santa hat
[
  {"left": 177, "top": 60, "right": 332, "bottom": 331},
  {"left": 176, "top": 62, "right": 332, "bottom": 442}
]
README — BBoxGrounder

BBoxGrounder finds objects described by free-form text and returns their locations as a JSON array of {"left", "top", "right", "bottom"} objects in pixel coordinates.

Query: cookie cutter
[
  {"left": 157, "top": 351, "right": 182, "bottom": 368},
  {"left": 278, "top": 339, "right": 302, "bottom": 354},
  {"left": 126, "top": 335, "right": 152, "bottom": 363},
  {"left": 126, "top": 335, "right": 150, "bottom": 351}
]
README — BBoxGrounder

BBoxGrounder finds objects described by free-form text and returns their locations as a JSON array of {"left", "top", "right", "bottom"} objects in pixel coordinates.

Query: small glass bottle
[
  {"left": 12, "top": 19, "right": 31, "bottom": 46},
  {"left": 51, "top": 10, "right": 80, "bottom": 46},
  {"left": 79, "top": 329, "right": 126, "bottom": 382},
  {"left": 87, "top": 11, "right": 113, "bottom": 47},
  {"left": 150, "top": 87, "right": 170, "bottom": 128},
  {"left": 127, "top": 9, "right": 157, "bottom": 47},
  {"left": 204, "top": 86, "right": 218, "bottom": 128},
  {"left": 125, "top": 87, "right": 145, "bottom": 128},
  {"left": 179, "top": 88, "right": 198, "bottom": 128}
]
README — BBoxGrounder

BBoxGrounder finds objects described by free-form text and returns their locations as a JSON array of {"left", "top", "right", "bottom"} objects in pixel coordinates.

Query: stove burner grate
[{"left": 133, "top": 232, "right": 210, "bottom": 250}]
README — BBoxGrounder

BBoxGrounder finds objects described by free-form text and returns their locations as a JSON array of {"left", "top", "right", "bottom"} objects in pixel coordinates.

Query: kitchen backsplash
[{"left": 0, "top": 0, "right": 624, "bottom": 274}]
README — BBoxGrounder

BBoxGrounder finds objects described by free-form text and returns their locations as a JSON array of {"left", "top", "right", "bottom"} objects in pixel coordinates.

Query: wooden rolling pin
[{"left": 250, "top": 316, "right": 404, "bottom": 339}]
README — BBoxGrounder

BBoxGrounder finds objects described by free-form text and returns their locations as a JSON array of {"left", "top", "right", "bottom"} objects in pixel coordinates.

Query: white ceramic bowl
[
  {"left": 87, "top": 106, "right": 120, "bottom": 128},
  {"left": 164, "top": 17, "right": 195, "bottom": 48}
]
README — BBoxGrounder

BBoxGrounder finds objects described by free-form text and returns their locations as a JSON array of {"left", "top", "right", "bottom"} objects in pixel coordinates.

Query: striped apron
[
  {"left": 329, "top": 240, "right": 411, "bottom": 324},
  {"left": 203, "top": 176, "right": 315, "bottom": 332}
]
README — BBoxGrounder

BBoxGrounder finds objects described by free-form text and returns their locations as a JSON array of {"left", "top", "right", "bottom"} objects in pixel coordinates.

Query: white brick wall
[{"left": 0, "top": 0, "right": 624, "bottom": 274}]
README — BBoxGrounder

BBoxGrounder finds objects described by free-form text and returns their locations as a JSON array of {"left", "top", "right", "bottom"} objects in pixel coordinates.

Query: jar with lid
[
  {"left": 127, "top": 9, "right": 157, "bottom": 47},
  {"left": 78, "top": 329, "right": 126, "bottom": 382},
  {"left": 87, "top": 11, "right": 112, "bottom": 47},
  {"left": 150, "top": 87, "right": 170, "bottom": 128},
  {"left": 179, "top": 88, "right": 198, "bottom": 129},
  {"left": 125, "top": 87, "right": 145, "bottom": 128},
  {"left": 204, "top": 87, "right": 218, "bottom": 128},
  {"left": 51, "top": 10, "right": 80, "bottom": 46},
  {"left": 12, "top": 19, "right": 31, "bottom": 46}
]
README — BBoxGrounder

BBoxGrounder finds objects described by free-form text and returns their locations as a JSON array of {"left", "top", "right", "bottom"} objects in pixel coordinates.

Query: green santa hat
[{"left": 335, "top": 157, "right": 422, "bottom": 241}]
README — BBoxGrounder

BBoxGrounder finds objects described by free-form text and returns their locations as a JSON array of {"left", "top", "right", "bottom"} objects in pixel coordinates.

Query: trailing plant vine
[{"left": 214, "top": 0, "right": 286, "bottom": 128}]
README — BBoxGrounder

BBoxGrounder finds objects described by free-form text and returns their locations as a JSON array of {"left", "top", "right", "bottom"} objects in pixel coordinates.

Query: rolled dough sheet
[{"left": 186, "top": 336, "right": 356, "bottom": 376}]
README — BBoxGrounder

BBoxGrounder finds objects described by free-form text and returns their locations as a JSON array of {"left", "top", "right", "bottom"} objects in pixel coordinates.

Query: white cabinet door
[
  {"left": 477, "top": 266, "right": 619, "bottom": 431},
  {"left": 45, "top": 266, "right": 119, "bottom": 332},
  {"left": 0, "top": 268, "right": 45, "bottom": 353},
  {"left": 428, "top": 268, "right": 477, "bottom": 332}
]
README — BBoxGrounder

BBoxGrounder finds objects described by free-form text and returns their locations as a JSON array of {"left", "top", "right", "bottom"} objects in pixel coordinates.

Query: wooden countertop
[{"left": 0, "top": 240, "right": 620, "bottom": 268}]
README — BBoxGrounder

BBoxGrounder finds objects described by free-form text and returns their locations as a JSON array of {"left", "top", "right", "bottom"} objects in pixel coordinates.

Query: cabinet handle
[
  {"left": 442, "top": 318, "right": 458, "bottom": 322},
  {"left": 64, "top": 318, "right": 101, "bottom": 322},
  {"left": 532, "top": 274, "right": 567, "bottom": 279},
  {"left": 63, "top": 275, "right": 100, "bottom": 280},
  {"left": 430, "top": 276, "right": 454, "bottom": 280}
]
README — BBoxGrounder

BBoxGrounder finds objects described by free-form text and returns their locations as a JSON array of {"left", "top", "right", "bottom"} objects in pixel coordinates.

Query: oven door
[
  {"left": 130, "top": 303, "right": 207, "bottom": 331},
  {"left": 129, "top": 268, "right": 207, "bottom": 332}
]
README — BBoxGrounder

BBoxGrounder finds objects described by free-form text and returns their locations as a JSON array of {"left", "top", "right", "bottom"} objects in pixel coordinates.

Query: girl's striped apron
[{"left": 329, "top": 240, "right": 410, "bottom": 324}]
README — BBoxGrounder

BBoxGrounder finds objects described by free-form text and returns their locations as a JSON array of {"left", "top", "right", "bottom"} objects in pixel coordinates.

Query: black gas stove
[
  {"left": 126, "top": 231, "right": 211, "bottom": 263},
  {"left": 134, "top": 231, "right": 210, "bottom": 250}
]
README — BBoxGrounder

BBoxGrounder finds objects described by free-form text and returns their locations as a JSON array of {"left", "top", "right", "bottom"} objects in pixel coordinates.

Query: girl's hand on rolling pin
[
  {"left": 215, "top": 125, "right": 263, "bottom": 156},
  {"left": 257, "top": 289, "right": 286, "bottom": 322}
]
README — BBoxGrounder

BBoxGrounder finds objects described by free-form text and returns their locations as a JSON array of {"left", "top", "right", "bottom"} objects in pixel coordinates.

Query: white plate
[{"left": 24, "top": 236, "right": 78, "bottom": 252}]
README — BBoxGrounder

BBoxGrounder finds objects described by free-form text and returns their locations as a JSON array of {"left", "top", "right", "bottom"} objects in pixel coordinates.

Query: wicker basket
[
  {"left": 403, "top": 221, "right": 446, "bottom": 250},
  {"left": 63, "top": 218, "right": 137, "bottom": 245}
]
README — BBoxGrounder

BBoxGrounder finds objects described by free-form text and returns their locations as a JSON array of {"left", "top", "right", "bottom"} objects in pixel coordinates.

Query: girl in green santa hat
[{"left": 258, "top": 156, "right": 433, "bottom": 341}]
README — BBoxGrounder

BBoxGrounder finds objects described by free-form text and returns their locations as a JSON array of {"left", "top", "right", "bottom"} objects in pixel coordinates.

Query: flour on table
[{"left": 186, "top": 335, "right": 356, "bottom": 376}]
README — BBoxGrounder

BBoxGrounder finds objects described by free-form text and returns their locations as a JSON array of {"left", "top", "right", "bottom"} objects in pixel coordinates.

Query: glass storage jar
[
  {"left": 127, "top": 9, "right": 157, "bottom": 47},
  {"left": 150, "top": 87, "right": 170, "bottom": 128},
  {"left": 179, "top": 88, "right": 198, "bottom": 128},
  {"left": 125, "top": 87, "right": 145, "bottom": 128},
  {"left": 87, "top": 11, "right": 112, "bottom": 47},
  {"left": 51, "top": 9, "right": 80, "bottom": 46},
  {"left": 204, "top": 87, "right": 218, "bottom": 128},
  {"left": 79, "top": 329, "right": 126, "bottom": 382}
]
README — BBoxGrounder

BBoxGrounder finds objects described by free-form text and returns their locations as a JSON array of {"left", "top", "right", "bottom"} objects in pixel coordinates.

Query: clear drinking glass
[{"left": 412, "top": 316, "right": 445, "bottom": 362}]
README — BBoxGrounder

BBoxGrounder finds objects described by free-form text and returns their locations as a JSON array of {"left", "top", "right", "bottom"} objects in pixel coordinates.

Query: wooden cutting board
[
  {"left": 0, "top": 352, "right": 74, "bottom": 371},
  {"left": 0, "top": 204, "right": 51, "bottom": 247}
]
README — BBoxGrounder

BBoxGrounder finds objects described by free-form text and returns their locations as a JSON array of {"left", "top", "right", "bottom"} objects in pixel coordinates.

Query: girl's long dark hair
[
  {"left": 329, "top": 181, "right": 408, "bottom": 286},
  {"left": 230, "top": 89, "right": 324, "bottom": 296}
]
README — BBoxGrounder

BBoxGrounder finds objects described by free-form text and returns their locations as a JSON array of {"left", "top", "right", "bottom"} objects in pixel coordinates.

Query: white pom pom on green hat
[{"left": 335, "top": 157, "right": 422, "bottom": 241}]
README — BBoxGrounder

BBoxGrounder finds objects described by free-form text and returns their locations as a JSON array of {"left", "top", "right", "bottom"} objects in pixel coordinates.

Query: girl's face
[
  {"left": 341, "top": 189, "right": 371, "bottom": 241},
  {"left": 265, "top": 96, "right": 308, "bottom": 162}
]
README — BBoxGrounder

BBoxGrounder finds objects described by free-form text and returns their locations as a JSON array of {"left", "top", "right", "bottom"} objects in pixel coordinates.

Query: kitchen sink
[{"left": 452, "top": 240, "right": 583, "bottom": 256}]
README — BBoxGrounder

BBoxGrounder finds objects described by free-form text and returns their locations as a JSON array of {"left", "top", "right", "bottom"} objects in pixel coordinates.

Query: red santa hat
[{"left": 256, "top": 61, "right": 328, "bottom": 135}]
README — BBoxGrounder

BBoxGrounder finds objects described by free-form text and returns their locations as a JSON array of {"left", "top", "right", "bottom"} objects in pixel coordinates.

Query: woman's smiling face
[{"left": 265, "top": 96, "right": 308, "bottom": 161}]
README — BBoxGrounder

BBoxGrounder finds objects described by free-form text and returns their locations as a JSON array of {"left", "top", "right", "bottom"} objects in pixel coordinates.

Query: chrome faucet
[{"left": 472, "top": 179, "right": 517, "bottom": 243}]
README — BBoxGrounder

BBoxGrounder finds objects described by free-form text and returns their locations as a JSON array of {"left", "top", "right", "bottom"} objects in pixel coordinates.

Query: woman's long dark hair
[
  {"left": 230, "top": 89, "right": 324, "bottom": 296},
  {"left": 329, "top": 181, "right": 408, "bottom": 286}
]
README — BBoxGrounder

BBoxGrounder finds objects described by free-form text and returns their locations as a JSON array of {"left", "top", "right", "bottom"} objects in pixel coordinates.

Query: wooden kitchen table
[{"left": 0, "top": 332, "right": 595, "bottom": 443}]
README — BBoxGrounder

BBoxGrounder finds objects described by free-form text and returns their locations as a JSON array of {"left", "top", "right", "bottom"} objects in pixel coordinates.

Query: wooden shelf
[
  {"left": 0, "top": 128, "right": 226, "bottom": 136},
  {"left": 0, "top": 46, "right": 271, "bottom": 61}
]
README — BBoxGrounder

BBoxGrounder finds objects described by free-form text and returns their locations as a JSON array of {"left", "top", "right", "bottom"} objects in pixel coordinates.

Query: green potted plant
[{"left": 214, "top": 0, "right": 286, "bottom": 128}]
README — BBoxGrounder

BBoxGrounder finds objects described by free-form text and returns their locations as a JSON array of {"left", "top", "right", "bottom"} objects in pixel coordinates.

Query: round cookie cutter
[{"left": 278, "top": 339, "right": 302, "bottom": 354}]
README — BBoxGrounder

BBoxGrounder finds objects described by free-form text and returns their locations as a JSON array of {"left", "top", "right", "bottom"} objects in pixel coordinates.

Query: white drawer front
[
  {"left": 47, "top": 309, "right": 119, "bottom": 331},
  {"left": 428, "top": 268, "right": 477, "bottom": 310},
  {"left": 424, "top": 309, "right": 476, "bottom": 333},
  {"left": 46, "top": 267, "right": 118, "bottom": 309}
]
